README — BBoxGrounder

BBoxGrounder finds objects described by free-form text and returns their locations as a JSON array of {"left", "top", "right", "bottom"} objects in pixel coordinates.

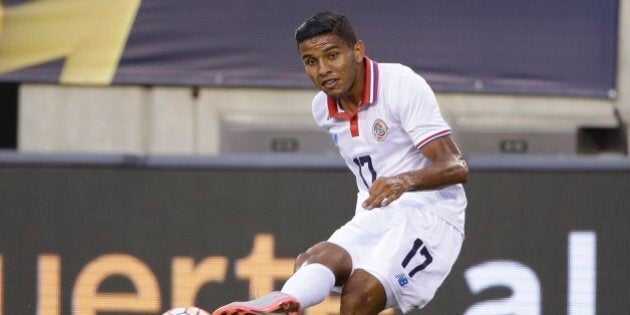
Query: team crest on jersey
[
  {"left": 331, "top": 133, "right": 339, "bottom": 145},
  {"left": 372, "top": 119, "right": 388, "bottom": 141}
]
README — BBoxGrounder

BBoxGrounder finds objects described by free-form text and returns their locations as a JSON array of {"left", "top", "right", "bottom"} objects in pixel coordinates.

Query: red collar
[{"left": 327, "top": 57, "right": 379, "bottom": 120}]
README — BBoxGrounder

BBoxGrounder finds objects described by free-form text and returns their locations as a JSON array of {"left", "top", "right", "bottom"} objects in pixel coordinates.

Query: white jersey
[{"left": 312, "top": 57, "right": 466, "bottom": 234}]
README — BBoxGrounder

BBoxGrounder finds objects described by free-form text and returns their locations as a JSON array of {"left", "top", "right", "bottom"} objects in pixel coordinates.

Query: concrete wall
[
  {"left": 17, "top": 0, "right": 630, "bottom": 155},
  {"left": 18, "top": 85, "right": 319, "bottom": 155},
  {"left": 18, "top": 84, "right": 618, "bottom": 155}
]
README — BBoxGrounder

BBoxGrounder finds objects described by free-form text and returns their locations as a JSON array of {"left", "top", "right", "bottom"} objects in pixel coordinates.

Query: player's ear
[{"left": 353, "top": 40, "right": 365, "bottom": 63}]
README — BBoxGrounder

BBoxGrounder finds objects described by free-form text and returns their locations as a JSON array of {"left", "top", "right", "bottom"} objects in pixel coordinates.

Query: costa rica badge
[{"left": 372, "top": 118, "right": 388, "bottom": 141}]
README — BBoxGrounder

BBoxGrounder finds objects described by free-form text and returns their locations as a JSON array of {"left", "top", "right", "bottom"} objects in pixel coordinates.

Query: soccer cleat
[{"left": 212, "top": 291, "right": 301, "bottom": 315}]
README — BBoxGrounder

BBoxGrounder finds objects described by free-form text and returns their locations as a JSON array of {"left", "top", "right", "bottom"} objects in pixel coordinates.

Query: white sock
[{"left": 281, "top": 263, "right": 336, "bottom": 308}]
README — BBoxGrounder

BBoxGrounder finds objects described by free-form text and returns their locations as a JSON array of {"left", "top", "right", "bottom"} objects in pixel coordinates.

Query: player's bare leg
[{"left": 340, "top": 269, "right": 387, "bottom": 315}]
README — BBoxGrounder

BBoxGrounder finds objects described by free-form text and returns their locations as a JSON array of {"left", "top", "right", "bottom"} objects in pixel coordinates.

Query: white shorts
[{"left": 328, "top": 201, "right": 464, "bottom": 313}]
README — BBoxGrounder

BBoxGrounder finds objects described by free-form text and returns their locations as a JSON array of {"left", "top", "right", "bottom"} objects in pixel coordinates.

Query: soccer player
[{"left": 213, "top": 11, "right": 468, "bottom": 315}]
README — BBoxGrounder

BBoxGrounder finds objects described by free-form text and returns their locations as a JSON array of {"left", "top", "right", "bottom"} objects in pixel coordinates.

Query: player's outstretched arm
[{"left": 362, "top": 135, "right": 468, "bottom": 209}]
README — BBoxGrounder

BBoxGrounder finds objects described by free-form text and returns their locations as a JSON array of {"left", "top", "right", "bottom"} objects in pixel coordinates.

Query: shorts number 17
[{"left": 401, "top": 238, "right": 433, "bottom": 278}]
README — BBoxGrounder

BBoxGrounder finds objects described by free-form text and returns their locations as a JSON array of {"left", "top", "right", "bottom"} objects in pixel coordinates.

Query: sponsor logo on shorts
[
  {"left": 395, "top": 273, "right": 409, "bottom": 287},
  {"left": 372, "top": 118, "right": 388, "bottom": 141}
]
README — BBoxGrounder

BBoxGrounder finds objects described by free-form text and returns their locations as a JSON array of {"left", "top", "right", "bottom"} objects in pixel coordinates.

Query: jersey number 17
[{"left": 353, "top": 155, "right": 377, "bottom": 189}]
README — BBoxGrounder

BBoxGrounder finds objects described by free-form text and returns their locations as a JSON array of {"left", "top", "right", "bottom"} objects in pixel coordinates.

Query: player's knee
[
  {"left": 294, "top": 252, "right": 309, "bottom": 270},
  {"left": 296, "top": 242, "right": 352, "bottom": 284},
  {"left": 294, "top": 248, "right": 329, "bottom": 271},
  {"left": 302, "top": 242, "right": 340, "bottom": 265}
]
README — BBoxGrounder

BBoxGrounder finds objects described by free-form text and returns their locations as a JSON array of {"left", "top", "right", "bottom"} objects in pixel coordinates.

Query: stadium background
[{"left": 1, "top": 1, "right": 629, "bottom": 314}]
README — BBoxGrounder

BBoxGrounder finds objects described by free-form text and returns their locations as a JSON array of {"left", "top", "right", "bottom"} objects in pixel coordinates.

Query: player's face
[{"left": 298, "top": 34, "right": 364, "bottom": 98}]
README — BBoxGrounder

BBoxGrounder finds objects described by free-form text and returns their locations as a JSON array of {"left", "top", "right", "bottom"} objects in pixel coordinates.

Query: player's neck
[
  {"left": 338, "top": 61, "right": 366, "bottom": 116},
  {"left": 338, "top": 98, "right": 359, "bottom": 115}
]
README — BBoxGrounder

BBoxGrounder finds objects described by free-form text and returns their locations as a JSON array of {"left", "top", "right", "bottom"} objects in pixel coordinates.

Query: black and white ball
[{"left": 162, "top": 306, "right": 210, "bottom": 315}]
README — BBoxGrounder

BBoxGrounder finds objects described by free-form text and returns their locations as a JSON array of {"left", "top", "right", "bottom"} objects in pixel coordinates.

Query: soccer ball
[{"left": 162, "top": 306, "right": 210, "bottom": 315}]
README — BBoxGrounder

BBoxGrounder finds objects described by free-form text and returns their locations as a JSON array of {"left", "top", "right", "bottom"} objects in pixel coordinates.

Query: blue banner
[{"left": 0, "top": 0, "right": 619, "bottom": 97}]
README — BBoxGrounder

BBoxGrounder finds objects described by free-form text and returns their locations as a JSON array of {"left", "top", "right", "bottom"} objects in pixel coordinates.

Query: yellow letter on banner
[
  {"left": 0, "top": 0, "right": 141, "bottom": 85},
  {"left": 73, "top": 254, "right": 160, "bottom": 315},
  {"left": 38, "top": 254, "right": 61, "bottom": 315},
  {"left": 236, "top": 234, "right": 295, "bottom": 299},
  {"left": 0, "top": 2, "right": 4, "bottom": 36},
  {"left": 172, "top": 256, "right": 228, "bottom": 308}
]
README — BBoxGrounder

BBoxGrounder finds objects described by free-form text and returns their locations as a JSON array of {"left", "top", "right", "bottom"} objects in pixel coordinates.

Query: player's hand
[{"left": 362, "top": 176, "right": 407, "bottom": 209}]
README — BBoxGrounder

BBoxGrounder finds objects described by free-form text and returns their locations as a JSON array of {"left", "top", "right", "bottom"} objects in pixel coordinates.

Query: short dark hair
[{"left": 294, "top": 12, "right": 358, "bottom": 46}]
